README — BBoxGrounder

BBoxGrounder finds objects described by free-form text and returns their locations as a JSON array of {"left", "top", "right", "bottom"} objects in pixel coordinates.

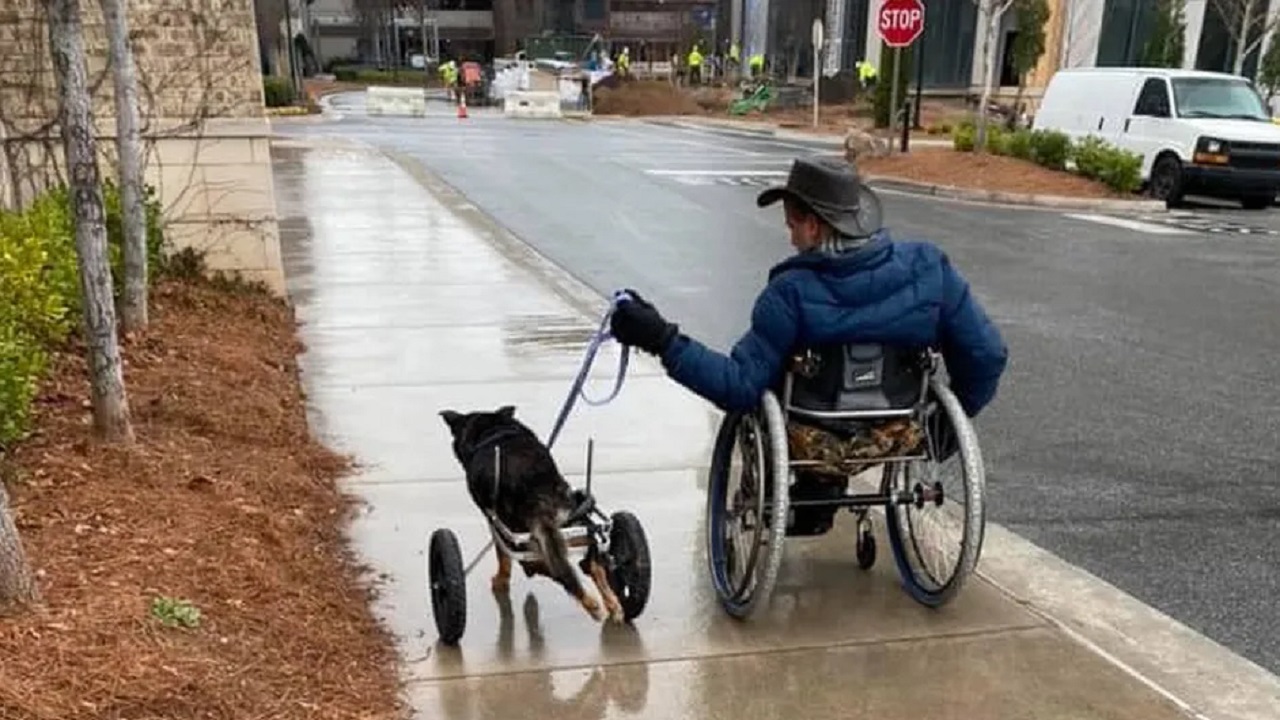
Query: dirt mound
[
  {"left": 593, "top": 79, "right": 710, "bottom": 116},
  {"left": 0, "top": 278, "right": 405, "bottom": 720}
]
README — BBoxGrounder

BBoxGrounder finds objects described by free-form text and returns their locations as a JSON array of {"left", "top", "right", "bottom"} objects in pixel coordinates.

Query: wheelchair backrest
[{"left": 784, "top": 342, "right": 929, "bottom": 414}]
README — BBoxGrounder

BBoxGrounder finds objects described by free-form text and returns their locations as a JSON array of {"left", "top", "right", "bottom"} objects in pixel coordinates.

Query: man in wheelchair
[{"left": 609, "top": 156, "right": 1008, "bottom": 535}]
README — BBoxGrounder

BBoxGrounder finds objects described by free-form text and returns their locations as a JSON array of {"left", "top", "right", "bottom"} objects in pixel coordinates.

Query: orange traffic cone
[{"left": 457, "top": 93, "right": 468, "bottom": 119}]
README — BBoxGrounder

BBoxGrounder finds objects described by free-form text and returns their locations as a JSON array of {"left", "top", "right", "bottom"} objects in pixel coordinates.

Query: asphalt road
[{"left": 281, "top": 101, "right": 1280, "bottom": 674}]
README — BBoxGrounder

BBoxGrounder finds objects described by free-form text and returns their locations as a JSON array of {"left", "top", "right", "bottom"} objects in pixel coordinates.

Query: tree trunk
[
  {"left": 0, "top": 481, "right": 40, "bottom": 614},
  {"left": 1234, "top": 0, "right": 1255, "bottom": 74},
  {"left": 47, "top": 0, "right": 136, "bottom": 444},
  {"left": 975, "top": 2, "right": 1001, "bottom": 151},
  {"left": 100, "top": 0, "right": 148, "bottom": 332}
]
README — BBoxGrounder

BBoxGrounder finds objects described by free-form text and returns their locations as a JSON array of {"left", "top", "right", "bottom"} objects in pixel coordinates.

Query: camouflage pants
[{"left": 786, "top": 418, "right": 925, "bottom": 480}]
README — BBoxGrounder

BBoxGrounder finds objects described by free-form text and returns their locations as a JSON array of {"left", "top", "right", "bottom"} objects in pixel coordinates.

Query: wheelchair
[{"left": 704, "top": 342, "right": 987, "bottom": 619}]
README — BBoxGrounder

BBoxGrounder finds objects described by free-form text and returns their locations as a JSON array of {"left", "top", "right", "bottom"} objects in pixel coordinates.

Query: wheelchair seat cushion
[{"left": 787, "top": 418, "right": 924, "bottom": 477}]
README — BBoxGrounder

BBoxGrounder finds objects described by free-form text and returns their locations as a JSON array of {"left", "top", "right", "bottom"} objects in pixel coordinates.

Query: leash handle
[{"left": 545, "top": 291, "right": 634, "bottom": 450}]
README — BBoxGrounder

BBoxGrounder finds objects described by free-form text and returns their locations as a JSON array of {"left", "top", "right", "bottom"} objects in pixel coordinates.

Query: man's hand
[{"left": 609, "top": 289, "right": 679, "bottom": 356}]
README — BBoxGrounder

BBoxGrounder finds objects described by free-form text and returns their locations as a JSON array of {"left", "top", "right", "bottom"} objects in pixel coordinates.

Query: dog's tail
[{"left": 530, "top": 514, "right": 588, "bottom": 602}]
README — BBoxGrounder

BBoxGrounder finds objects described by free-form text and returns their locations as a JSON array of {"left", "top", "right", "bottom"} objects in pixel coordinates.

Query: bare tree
[
  {"left": 0, "top": 481, "right": 40, "bottom": 614},
  {"left": 100, "top": 0, "right": 148, "bottom": 332},
  {"left": 349, "top": 0, "right": 411, "bottom": 66},
  {"left": 1210, "top": 0, "right": 1280, "bottom": 74},
  {"left": 973, "top": 0, "right": 1016, "bottom": 151},
  {"left": 47, "top": 0, "right": 135, "bottom": 444}
]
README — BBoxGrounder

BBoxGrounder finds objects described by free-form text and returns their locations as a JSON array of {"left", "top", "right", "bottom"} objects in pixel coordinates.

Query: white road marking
[
  {"left": 644, "top": 169, "right": 789, "bottom": 176},
  {"left": 1064, "top": 213, "right": 1196, "bottom": 235}
]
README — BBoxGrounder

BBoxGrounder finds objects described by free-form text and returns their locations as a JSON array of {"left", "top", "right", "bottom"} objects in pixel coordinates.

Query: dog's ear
[
  {"left": 439, "top": 409, "right": 466, "bottom": 433},
  {"left": 496, "top": 405, "right": 516, "bottom": 420}
]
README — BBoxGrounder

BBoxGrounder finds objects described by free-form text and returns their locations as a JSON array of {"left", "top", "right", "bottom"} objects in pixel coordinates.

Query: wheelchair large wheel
[
  {"left": 884, "top": 377, "right": 986, "bottom": 608},
  {"left": 705, "top": 390, "right": 790, "bottom": 619},
  {"left": 428, "top": 528, "right": 468, "bottom": 645}
]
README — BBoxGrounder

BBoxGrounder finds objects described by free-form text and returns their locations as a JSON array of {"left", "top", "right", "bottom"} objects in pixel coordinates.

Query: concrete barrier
[
  {"left": 365, "top": 86, "right": 427, "bottom": 117},
  {"left": 503, "top": 90, "right": 563, "bottom": 119}
]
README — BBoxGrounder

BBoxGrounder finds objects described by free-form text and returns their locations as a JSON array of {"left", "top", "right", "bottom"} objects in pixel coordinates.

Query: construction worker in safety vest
[
  {"left": 856, "top": 59, "right": 878, "bottom": 93},
  {"left": 617, "top": 46, "right": 631, "bottom": 78},
  {"left": 687, "top": 45, "right": 703, "bottom": 85},
  {"left": 438, "top": 59, "right": 459, "bottom": 101},
  {"left": 748, "top": 53, "right": 765, "bottom": 80}
]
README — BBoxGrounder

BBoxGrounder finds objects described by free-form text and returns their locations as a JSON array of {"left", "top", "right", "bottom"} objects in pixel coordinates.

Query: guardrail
[
  {"left": 503, "top": 91, "right": 563, "bottom": 119},
  {"left": 365, "top": 86, "right": 427, "bottom": 117}
]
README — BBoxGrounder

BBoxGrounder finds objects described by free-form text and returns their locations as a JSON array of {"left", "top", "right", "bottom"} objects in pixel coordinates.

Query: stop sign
[{"left": 878, "top": 0, "right": 926, "bottom": 48}]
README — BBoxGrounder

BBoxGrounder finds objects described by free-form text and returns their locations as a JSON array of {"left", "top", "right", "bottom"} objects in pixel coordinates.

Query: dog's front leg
[
  {"left": 582, "top": 554, "right": 625, "bottom": 623},
  {"left": 491, "top": 545, "right": 512, "bottom": 593}
]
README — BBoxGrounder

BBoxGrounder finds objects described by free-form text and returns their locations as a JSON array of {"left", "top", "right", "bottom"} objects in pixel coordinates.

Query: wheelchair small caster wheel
[
  {"left": 428, "top": 528, "right": 467, "bottom": 645},
  {"left": 607, "top": 511, "right": 652, "bottom": 622},
  {"left": 856, "top": 528, "right": 877, "bottom": 570}
]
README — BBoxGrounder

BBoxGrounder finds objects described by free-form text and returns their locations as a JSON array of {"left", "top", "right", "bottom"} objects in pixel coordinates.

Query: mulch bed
[
  {"left": 859, "top": 148, "right": 1123, "bottom": 199},
  {"left": 0, "top": 278, "right": 406, "bottom": 720}
]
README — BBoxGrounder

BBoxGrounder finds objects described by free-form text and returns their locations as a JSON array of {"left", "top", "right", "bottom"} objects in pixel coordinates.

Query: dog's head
[{"left": 439, "top": 405, "right": 520, "bottom": 462}]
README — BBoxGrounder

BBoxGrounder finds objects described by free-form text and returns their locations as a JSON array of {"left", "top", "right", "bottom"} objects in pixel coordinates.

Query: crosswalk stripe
[{"left": 1064, "top": 213, "right": 1196, "bottom": 235}]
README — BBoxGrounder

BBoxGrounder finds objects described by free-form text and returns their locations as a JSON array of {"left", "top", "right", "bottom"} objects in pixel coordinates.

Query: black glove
[{"left": 609, "top": 290, "right": 679, "bottom": 356}]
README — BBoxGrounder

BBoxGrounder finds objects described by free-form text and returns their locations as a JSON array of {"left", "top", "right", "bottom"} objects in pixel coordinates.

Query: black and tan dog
[{"left": 440, "top": 405, "right": 624, "bottom": 623}]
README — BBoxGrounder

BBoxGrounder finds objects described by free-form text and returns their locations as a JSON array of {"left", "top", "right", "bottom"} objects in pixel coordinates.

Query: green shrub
[
  {"left": 1070, "top": 135, "right": 1142, "bottom": 193},
  {"left": 101, "top": 180, "right": 169, "bottom": 281},
  {"left": 873, "top": 44, "right": 913, "bottom": 128},
  {"left": 1029, "top": 129, "right": 1071, "bottom": 170},
  {"left": 986, "top": 125, "right": 1011, "bottom": 155},
  {"left": 1005, "top": 128, "right": 1035, "bottom": 161},
  {"left": 0, "top": 196, "right": 76, "bottom": 446},
  {"left": 951, "top": 120, "right": 976, "bottom": 151},
  {"left": 262, "top": 75, "right": 296, "bottom": 108},
  {"left": 0, "top": 181, "right": 169, "bottom": 446}
]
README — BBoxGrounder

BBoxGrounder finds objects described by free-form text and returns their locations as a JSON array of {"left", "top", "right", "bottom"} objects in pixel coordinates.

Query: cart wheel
[
  {"left": 428, "top": 528, "right": 467, "bottom": 645},
  {"left": 856, "top": 527, "right": 877, "bottom": 570},
  {"left": 608, "top": 511, "right": 652, "bottom": 622}
]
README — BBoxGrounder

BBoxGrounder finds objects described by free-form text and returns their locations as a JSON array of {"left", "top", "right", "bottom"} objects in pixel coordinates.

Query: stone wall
[{"left": 0, "top": 0, "right": 285, "bottom": 294}]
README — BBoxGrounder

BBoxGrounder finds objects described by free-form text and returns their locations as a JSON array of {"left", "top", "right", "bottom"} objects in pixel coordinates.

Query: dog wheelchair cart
[
  {"left": 705, "top": 342, "right": 986, "bottom": 618},
  {"left": 428, "top": 440, "right": 652, "bottom": 645},
  {"left": 428, "top": 293, "right": 654, "bottom": 646}
]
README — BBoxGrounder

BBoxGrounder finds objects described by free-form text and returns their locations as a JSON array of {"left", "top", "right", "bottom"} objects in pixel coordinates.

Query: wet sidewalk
[{"left": 269, "top": 135, "right": 1219, "bottom": 720}]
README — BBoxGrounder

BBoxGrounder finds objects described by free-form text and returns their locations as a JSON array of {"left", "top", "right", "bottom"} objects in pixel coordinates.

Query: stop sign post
[{"left": 877, "top": 0, "right": 925, "bottom": 149}]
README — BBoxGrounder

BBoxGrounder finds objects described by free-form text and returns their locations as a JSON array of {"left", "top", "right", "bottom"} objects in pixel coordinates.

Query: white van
[{"left": 1032, "top": 68, "right": 1280, "bottom": 209}]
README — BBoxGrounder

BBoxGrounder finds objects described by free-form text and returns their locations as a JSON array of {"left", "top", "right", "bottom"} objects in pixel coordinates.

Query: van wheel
[
  {"left": 1148, "top": 155, "right": 1185, "bottom": 208},
  {"left": 1240, "top": 193, "right": 1275, "bottom": 210}
]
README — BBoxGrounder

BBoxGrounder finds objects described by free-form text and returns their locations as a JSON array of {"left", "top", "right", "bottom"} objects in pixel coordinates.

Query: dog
[{"left": 439, "top": 405, "right": 624, "bottom": 623}]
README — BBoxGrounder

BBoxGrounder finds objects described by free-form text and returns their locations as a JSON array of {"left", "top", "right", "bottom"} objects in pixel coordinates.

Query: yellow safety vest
[
  {"left": 749, "top": 54, "right": 764, "bottom": 70},
  {"left": 688, "top": 49, "right": 703, "bottom": 67},
  {"left": 729, "top": 43, "right": 740, "bottom": 62}
]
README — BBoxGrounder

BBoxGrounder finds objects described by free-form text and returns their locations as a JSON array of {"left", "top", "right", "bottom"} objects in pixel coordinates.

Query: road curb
[
  {"left": 863, "top": 175, "right": 1167, "bottom": 212},
  {"left": 648, "top": 118, "right": 1162, "bottom": 211}
]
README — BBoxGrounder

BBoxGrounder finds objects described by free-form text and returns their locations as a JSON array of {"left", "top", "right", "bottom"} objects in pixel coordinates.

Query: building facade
[
  {"left": 0, "top": 0, "right": 286, "bottom": 293},
  {"left": 734, "top": 0, "right": 1280, "bottom": 97},
  {"left": 295, "top": 0, "right": 721, "bottom": 67}
]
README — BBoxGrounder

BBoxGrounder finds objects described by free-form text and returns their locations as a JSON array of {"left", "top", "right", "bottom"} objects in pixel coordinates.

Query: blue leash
[
  {"left": 545, "top": 289, "right": 633, "bottom": 449},
  {"left": 459, "top": 290, "right": 634, "bottom": 580}
]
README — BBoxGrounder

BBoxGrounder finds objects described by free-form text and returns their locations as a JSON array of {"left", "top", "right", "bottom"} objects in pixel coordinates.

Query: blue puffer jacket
[{"left": 659, "top": 230, "right": 1009, "bottom": 416}]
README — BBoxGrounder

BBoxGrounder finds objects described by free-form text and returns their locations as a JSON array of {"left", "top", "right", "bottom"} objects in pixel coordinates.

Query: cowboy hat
[{"left": 756, "top": 156, "right": 879, "bottom": 237}]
